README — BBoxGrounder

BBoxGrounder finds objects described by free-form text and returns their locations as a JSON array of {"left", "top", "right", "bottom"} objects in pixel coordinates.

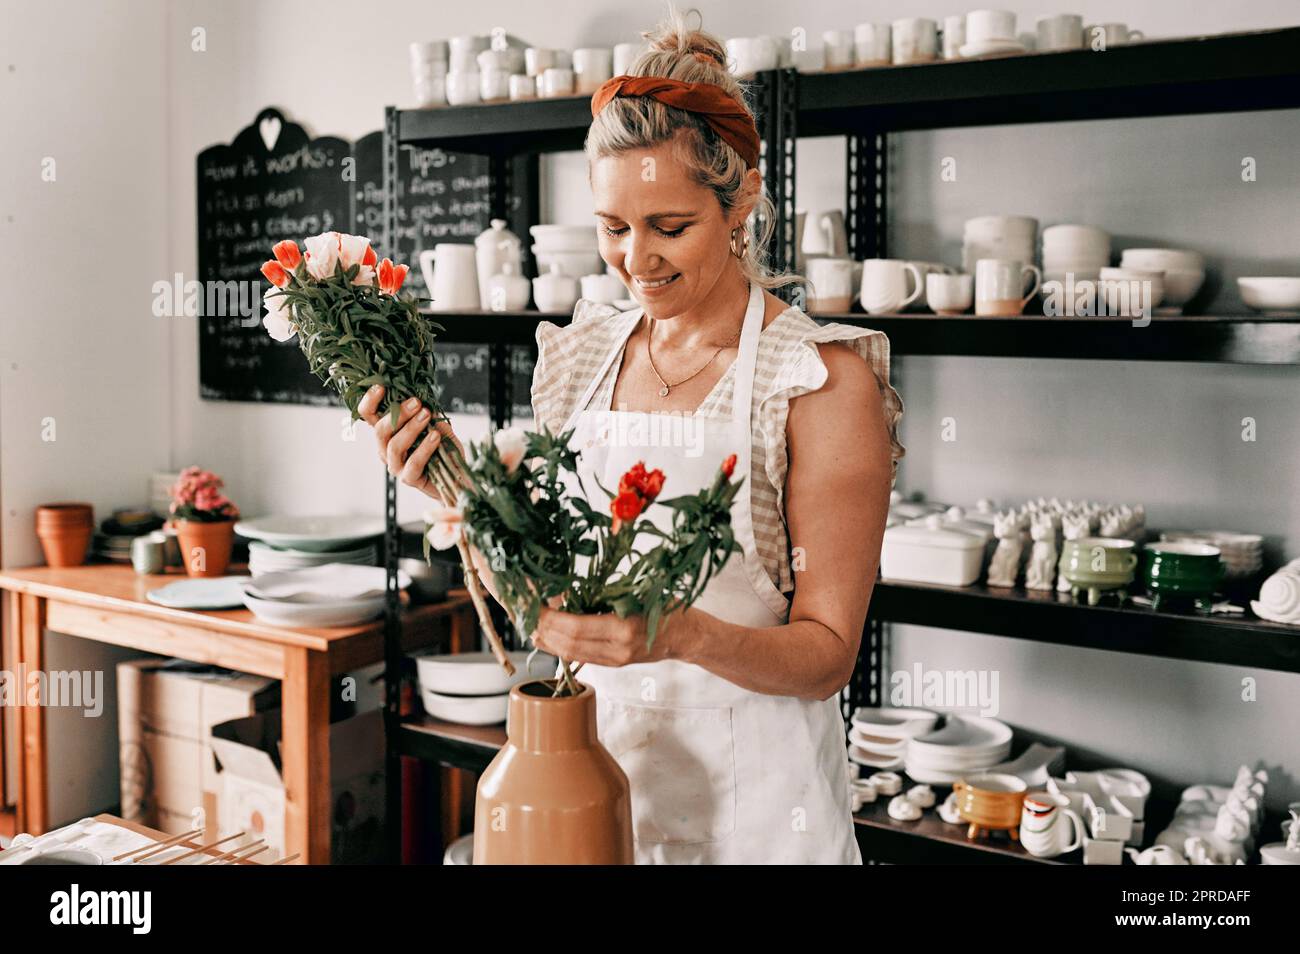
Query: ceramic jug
[
  {"left": 422, "top": 244, "right": 480, "bottom": 312},
  {"left": 475, "top": 219, "right": 523, "bottom": 309}
]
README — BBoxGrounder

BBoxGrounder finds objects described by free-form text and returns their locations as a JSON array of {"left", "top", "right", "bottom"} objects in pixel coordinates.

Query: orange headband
[{"left": 590, "top": 75, "right": 761, "bottom": 170}]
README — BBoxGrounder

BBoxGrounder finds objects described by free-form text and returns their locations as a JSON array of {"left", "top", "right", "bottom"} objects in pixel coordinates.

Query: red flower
[
  {"left": 618, "top": 461, "right": 665, "bottom": 502},
  {"left": 362, "top": 244, "right": 378, "bottom": 267},
  {"left": 721, "top": 453, "right": 737, "bottom": 479},
  {"left": 260, "top": 260, "right": 289, "bottom": 288},
  {"left": 377, "top": 258, "right": 409, "bottom": 296},
  {"left": 610, "top": 489, "right": 645, "bottom": 534},
  {"left": 271, "top": 240, "right": 302, "bottom": 270}
]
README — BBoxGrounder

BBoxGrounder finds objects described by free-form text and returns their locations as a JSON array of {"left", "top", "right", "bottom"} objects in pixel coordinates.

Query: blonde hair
[{"left": 585, "top": 4, "right": 800, "bottom": 292}]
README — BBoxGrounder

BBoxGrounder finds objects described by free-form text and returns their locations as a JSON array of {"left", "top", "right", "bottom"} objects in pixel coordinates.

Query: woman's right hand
[{"left": 357, "top": 384, "right": 465, "bottom": 504}]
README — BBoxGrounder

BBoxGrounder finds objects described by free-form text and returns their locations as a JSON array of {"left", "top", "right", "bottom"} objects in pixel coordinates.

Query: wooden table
[{"left": 0, "top": 562, "right": 475, "bottom": 864}]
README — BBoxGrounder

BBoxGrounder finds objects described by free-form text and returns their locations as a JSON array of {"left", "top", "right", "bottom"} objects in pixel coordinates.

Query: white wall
[{"left": 4, "top": 0, "right": 1298, "bottom": 823}]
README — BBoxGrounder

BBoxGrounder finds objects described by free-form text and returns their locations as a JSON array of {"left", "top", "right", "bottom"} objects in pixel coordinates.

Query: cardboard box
[
  {"left": 117, "top": 660, "right": 279, "bottom": 836},
  {"left": 210, "top": 708, "right": 385, "bottom": 864}
]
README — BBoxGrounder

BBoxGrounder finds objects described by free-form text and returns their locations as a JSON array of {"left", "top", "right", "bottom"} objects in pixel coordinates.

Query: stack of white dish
[
  {"left": 236, "top": 515, "right": 385, "bottom": 577},
  {"left": 241, "top": 564, "right": 411, "bottom": 628},
  {"left": 410, "top": 40, "right": 449, "bottom": 107},
  {"left": 962, "top": 215, "right": 1037, "bottom": 273},
  {"left": 847, "top": 707, "right": 939, "bottom": 769},
  {"left": 530, "top": 225, "right": 601, "bottom": 279},
  {"left": 1161, "top": 530, "right": 1262, "bottom": 579},
  {"left": 1237, "top": 276, "right": 1300, "bottom": 316},
  {"left": 1120, "top": 248, "right": 1205, "bottom": 314},
  {"left": 415, "top": 650, "right": 558, "bottom": 726},
  {"left": 1042, "top": 224, "right": 1110, "bottom": 287},
  {"left": 903, "top": 715, "right": 1013, "bottom": 784}
]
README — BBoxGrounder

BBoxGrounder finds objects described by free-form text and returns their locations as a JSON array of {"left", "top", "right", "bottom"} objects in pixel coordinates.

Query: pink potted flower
[{"left": 168, "top": 466, "right": 240, "bottom": 577}]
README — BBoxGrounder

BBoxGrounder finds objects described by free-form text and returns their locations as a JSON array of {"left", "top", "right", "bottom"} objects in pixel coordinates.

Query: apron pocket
[{"left": 596, "top": 697, "right": 737, "bottom": 845}]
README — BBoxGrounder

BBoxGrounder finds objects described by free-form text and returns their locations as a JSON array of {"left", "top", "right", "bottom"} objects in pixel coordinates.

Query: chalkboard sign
[{"left": 198, "top": 109, "right": 537, "bottom": 419}]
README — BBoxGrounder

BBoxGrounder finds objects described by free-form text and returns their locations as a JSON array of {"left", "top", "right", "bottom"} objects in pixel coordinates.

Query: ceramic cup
[
  {"left": 1021, "top": 791, "right": 1085, "bottom": 858},
  {"left": 966, "top": 9, "right": 1017, "bottom": 45},
  {"left": 509, "top": 74, "right": 536, "bottom": 101},
  {"left": 854, "top": 22, "right": 892, "bottom": 66},
  {"left": 953, "top": 773, "right": 1027, "bottom": 835},
  {"left": 823, "top": 29, "right": 856, "bottom": 70},
  {"left": 1142, "top": 542, "right": 1224, "bottom": 613},
  {"left": 479, "top": 67, "right": 511, "bottom": 102},
  {"left": 445, "top": 71, "right": 481, "bottom": 106},
  {"left": 613, "top": 42, "right": 644, "bottom": 75},
  {"left": 892, "top": 18, "right": 938, "bottom": 65},
  {"left": 573, "top": 47, "right": 613, "bottom": 94},
  {"left": 413, "top": 73, "right": 447, "bottom": 108},
  {"left": 1037, "top": 14, "right": 1084, "bottom": 51},
  {"left": 525, "top": 47, "right": 556, "bottom": 77},
  {"left": 927, "top": 273, "right": 974, "bottom": 315},
  {"left": 1085, "top": 23, "right": 1144, "bottom": 48},
  {"left": 975, "top": 258, "right": 1041, "bottom": 316},
  {"left": 131, "top": 533, "right": 165, "bottom": 575},
  {"left": 860, "top": 259, "right": 923, "bottom": 315},
  {"left": 540, "top": 67, "right": 574, "bottom": 98},
  {"left": 941, "top": 15, "right": 967, "bottom": 59},
  {"left": 806, "top": 257, "right": 855, "bottom": 313}
]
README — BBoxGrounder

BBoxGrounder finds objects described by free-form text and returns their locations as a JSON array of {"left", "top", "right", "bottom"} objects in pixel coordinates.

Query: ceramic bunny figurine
[
  {"left": 1025, "top": 511, "right": 1061, "bottom": 590},
  {"left": 987, "top": 509, "right": 1025, "bottom": 588}
]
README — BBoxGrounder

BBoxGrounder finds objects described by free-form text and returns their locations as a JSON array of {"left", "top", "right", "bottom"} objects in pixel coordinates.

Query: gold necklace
[{"left": 645, "top": 314, "right": 742, "bottom": 397}]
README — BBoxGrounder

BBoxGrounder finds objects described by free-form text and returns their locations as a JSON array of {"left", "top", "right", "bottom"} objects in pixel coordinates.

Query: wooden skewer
[
  {"left": 200, "top": 840, "right": 266, "bottom": 866},
  {"left": 157, "top": 831, "right": 247, "bottom": 865},
  {"left": 270, "top": 853, "right": 301, "bottom": 865},
  {"left": 227, "top": 843, "right": 272, "bottom": 864},
  {"left": 119, "top": 829, "right": 204, "bottom": 862}
]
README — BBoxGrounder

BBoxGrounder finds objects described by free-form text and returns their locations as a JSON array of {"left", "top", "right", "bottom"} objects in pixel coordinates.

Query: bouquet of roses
[
  {"left": 425, "top": 423, "right": 743, "bottom": 696},
  {"left": 259, "top": 231, "right": 513, "bottom": 671}
]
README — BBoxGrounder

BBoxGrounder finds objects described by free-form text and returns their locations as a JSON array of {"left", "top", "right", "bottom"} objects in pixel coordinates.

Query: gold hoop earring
[{"left": 729, "top": 227, "right": 750, "bottom": 259}]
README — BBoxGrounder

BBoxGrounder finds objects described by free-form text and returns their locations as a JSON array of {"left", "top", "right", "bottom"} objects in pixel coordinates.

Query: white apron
[{"left": 556, "top": 281, "right": 862, "bottom": 865}]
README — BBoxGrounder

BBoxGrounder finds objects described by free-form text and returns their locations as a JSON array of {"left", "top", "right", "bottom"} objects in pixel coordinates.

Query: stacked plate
[
  {"left": 962, "top": 215, "right": 1038, "bottom": 273},
  {"left": 847, "top": 707, "right": 939, "bottom": 770},
  {"left": 1161, "top": 530, "right": 1263, "bottom": 579},
  {"left": 530, "top": 225, "right": 601, "bottom": 278},
  {"left": 235, "top": 515, "right": 385, "bottom": 577},
  {"left": 415, "top": 650, "right": 558, "bottom": 726},
  {"left": 903, "top": 715, "right": 1013, "bottom": 785},
  {"left": 1042, "top": 224, "right": 1110, "bottom": 287},
  {"left": 240, "top": 565, "right": 410, "bottom": 627},
  {"left": 1120, "top": 248, "right": 1205, "bottom": 314}
]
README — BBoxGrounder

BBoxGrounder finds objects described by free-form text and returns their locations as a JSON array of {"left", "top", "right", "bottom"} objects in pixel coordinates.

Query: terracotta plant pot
[
  {"left": 474, "top": 680, "right": 633, "bottom": 864},
  {"left": 174, "top": 519, "right": 236, "bottom": 577},
  {"left": 35, "top": 503, "right": 94, "bottom": 567}
]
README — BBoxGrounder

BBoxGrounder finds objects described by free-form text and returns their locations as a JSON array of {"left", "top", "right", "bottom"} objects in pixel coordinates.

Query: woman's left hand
[{"left": 532, "top": 606, "right": 677, "bottom": 667}]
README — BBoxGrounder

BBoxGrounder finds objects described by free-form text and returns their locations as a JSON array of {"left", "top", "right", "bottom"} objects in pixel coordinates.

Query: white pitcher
[{"left": 421, "top": 244, "right": 480, "bottom": 312}]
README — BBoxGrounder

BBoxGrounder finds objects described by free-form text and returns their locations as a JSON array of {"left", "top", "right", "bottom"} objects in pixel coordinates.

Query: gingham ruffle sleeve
[
  {"left": 756, "top": 314, "right": 906, "bottom": 525},
  {"left": 530, "top": 298, "right": 623, "bottom": 435}
]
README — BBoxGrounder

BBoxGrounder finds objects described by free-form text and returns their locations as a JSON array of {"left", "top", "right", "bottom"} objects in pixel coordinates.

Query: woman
[{"left": 360, "top": 9, "right": 904, "bottom": 864}]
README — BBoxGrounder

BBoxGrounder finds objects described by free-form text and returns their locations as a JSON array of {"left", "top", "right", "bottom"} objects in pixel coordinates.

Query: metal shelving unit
[{"left": 378, "top": 27, "right": 1300, "bottom": 863}]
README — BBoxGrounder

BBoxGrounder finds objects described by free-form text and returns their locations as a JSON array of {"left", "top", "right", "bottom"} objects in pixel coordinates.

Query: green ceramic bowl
[
  {"left": 1143, "top": 541, "right": 1223, "bottom": 599},
  {"left": 1058, "top": 537, "right": 1138, "bottom": 588}
]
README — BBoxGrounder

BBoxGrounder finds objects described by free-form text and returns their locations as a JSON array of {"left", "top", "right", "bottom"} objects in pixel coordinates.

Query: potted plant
[
  {"left": 168, "top": 466, "right": 240, "bottom": 577},
  {"left": 426, "top": 426, "right": 742, "bottom": 864}
]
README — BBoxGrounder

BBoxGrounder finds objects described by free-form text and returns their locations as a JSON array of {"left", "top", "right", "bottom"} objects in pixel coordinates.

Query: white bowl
[
  {"left": 533, "top": 247, "right": 604, "bottom": 278},
  {"left": 847, "top": 744, "right": 905, "bottom": 769},
  {"left": 1238, "top": 277, "right": 1300, "bottom": 315},
  {"left": 964, "top": 214, "right": 1038, "bottom": 237},
  {"left": 242, "top": 590, "right": 384, "bottom": 627},
  {"left": 243, "top": 564, "right": 409, "bottom": 603},
  {"left": 1120, "top": 247, "right": 1205, "bottom": 271},
  {"left": 420, "top": 687, "right": 508, "bottom": 725},
  {"left": 850, "top": 706, "right": 940, "bottom": 739},
  {"left": 1148, "top": 268, "right": 1204, "bottom": 312},
  {"left": 529, "top": 225, "right": 599, "bottom": 250},
  {"left": 234, "top": 515, "right": 385, "bottom": 552},
  {"left": 1042, "top": 224, "right": 1110, "bottom": 244},
  {"left": 415, "top": 649, "right": 557, "bottom": 696},
  {"left": 908, "top": 715, "right": 1013, "bottom": 760}
]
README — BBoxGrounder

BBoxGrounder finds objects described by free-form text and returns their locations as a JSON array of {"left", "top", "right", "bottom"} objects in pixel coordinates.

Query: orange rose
[
  {"left": 260, "top": 260, "right": 289, "bottom": 288},
  {"left": 610, "top": 488, "right": 645, "bottom": 534},
  {"left": 377, "top": 258, "right": 409, "bottom": 296},
  {"left": 271, "top": 240, "right": 302, "bottom": 270}
]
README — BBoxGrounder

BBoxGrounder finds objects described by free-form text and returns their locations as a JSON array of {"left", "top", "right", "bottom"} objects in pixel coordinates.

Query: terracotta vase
[
  {"left": 474, "top": 680, "right": 633, "bottom": 864},
  {"left": 35, "top": 503, "right": 94, "bottom": 567},
  {"left": 174, "top": 519, "right": 236, "bottom": 577}
]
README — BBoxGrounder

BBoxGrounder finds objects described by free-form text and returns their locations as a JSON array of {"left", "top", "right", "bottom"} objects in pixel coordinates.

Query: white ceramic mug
[
  {"left": 525, "top": 47, "right": 556, "bottom": 77},
  {"left": 1021, "top": 791, "right": 1085, "bottom": 858},
  {"left": 1085, "top": 23, "right": 1144, "bottom": 48},
  {"left": 975, "top": 258, "right": 1041, "bottom": 316},
  {"left": 806, "top": 258, "right": 855, "bottom": 313},
  {"left": 508, "top": 74, "right": 536, "bottom": 101},
  {"left": 892, "top": 18, "right": 938, "bottom": 64},
  {"left": 613, "top": 42, "right": 644, "bottom": 75},
  {"left": 413, "top": 74, "right": 447, "bottom": 108},
  {"left": 854, "top": 22, "right": 892, "bottom": 66},
  {"left": 426, "top": 244, "right": 480, "bottom": 311},
  {"left": 479, "top": 67, "right": 511, "bottom": 102},
  {"left": 861, "top": 259, "right": 923, "bottom": 315},
  {"left": 823, "top": 29, "right": 855, "bottom": 70},
  {"left": 966, "top": 9, "right": 1017, "bottom": 45},
  {"left": 445, "top": 71, "right": 480, "bottom": 106},
  {"left": 927, "top": 273, "right": 974, "bottom": 315},
  {"left": 572, "top": 47, "right": 613, "bottom": 93},
  {"left": 540, "top": 67, "right": 574, "bottom": 98},
  {"left": 941, "top": 15, "right": 967, "bottom": 59},
  {"left": 1036, "top": 14, "right": 1084, "bottom": 51}
]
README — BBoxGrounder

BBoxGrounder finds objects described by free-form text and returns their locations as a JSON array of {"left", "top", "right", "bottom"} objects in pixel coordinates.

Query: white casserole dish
[{"left": 881, "top": 518, "right": 986, "bottom": 586}]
